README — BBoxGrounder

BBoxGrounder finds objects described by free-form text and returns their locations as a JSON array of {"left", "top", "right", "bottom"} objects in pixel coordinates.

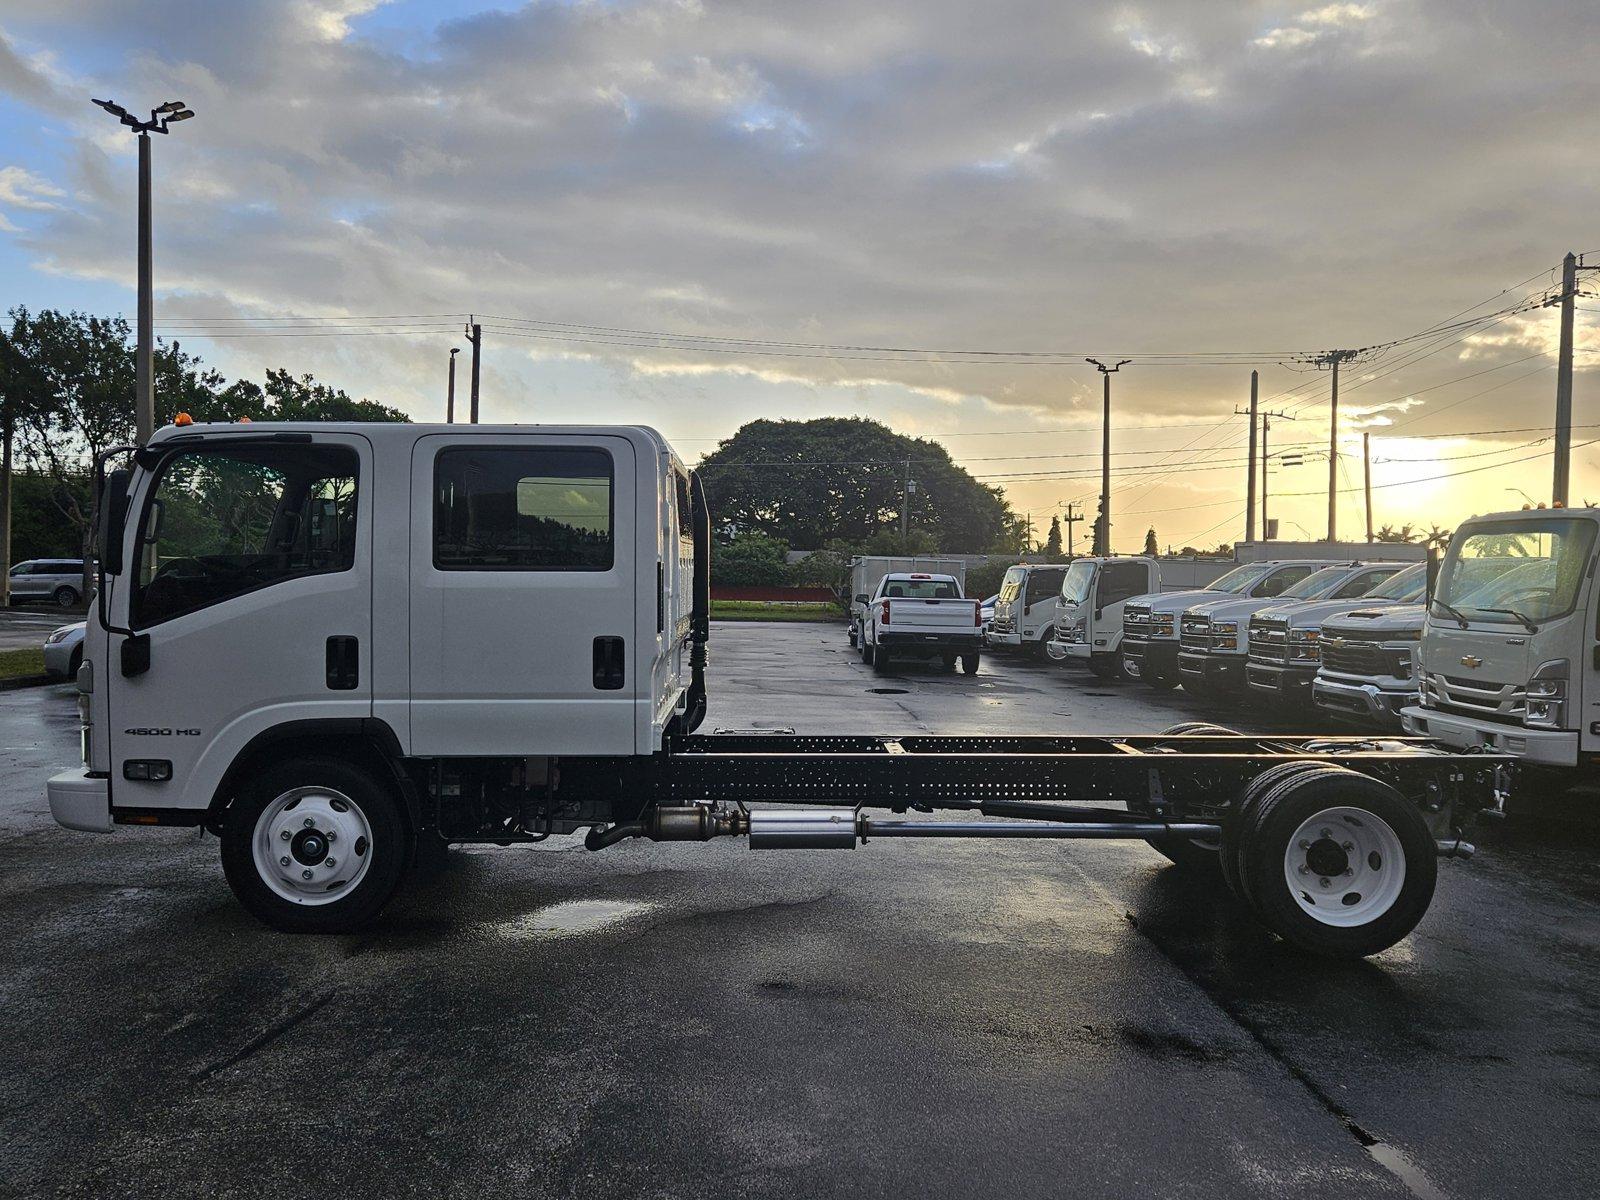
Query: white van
[
  {"left": 1046, "top": 557, "right": 1159, "bottom": 678},
  {"left": 8, "top": 558, "right": 86, "bottom": 607}
]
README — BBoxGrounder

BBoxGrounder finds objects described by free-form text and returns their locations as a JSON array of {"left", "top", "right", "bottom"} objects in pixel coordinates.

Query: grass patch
[
  {"left": 711, "top": 601, "right": 843, "bottom": 623},
  {"left": 0, "top": 647, "right": 47, "bottom": 678}
]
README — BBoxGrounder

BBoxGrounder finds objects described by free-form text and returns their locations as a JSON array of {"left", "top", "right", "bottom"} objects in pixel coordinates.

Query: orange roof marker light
[
  {"left": 238, "top": 416, "right": 252, "bottom": 423},
  {"left": 173, "top": 412, "right": 193, "bottom": 427}
]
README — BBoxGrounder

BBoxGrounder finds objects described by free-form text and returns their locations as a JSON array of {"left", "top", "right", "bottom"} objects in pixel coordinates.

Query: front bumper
[
  {"left": 1400, "top": 707, "right": 1577, "bottom": 766},
  {"left": 48, "top": 769, "right": 111, "bottom": 833},
  {"left": 1313, "top": 676, "right": 1415, "bottom": 727},
  {"left": 988, "top": 630, "right": 1023, "bottom": 647},
  {"left": 1245, "top": 659, "right": 1317, "bottom": 699},
  {"left": 1123, "top": 637, "right": 1178, "bottom": 678},
  {"left": 1178, "top": 650, "right": 1247, "bottom": 689},
  {"left": 43, "top": 640, "right": 77, "bottom": 677}
]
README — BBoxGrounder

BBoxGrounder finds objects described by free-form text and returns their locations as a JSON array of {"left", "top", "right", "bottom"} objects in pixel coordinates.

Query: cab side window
[
  {"left": 133, "top": 443, "right": 360, "bottom": 628},
  {"left": 434, "top": 446, "right": 614, "bottom": 571},
  {"left": 1097, "top": 562, "right": 1147, "bottom": 608},
  {"left": 1255, "top": 565, "right": 1314, "bottom": 597},
  {"left": 1334, "top": 568, "right": 1396, "bottom": 599},
  {"left": 1026, "top": 570, "right": 1065, "bottom": 603}
]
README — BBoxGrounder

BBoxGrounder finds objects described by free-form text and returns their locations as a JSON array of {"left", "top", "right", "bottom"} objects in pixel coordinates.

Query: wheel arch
[{"left": 205, "top": 717, "right": 421, "bottom": 836}]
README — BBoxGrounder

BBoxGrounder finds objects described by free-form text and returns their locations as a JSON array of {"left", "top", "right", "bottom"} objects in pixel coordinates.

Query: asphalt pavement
[
  {"left": 2, "top": 622, "right": 1597, "bottom": 1198},
  {"left": 0, "top": 606, "right": 82, "bottom": 652}
]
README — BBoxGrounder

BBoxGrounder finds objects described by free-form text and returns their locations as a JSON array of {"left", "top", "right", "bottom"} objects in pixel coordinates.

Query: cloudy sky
[{"left": 2, "top": 0, "right": 1598, "bottom": 549}]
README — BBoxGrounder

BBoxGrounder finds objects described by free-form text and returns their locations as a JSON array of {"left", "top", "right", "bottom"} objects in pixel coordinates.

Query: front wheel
[
  {"left": 1088, "top": 654, "right": 1121, "bottom": 680},
  {"left": 221, "top": 756, "right": 410, "bottom": 933},
  {"left": 1143, "top": 670, "right": 1180, "bottom": 691}
]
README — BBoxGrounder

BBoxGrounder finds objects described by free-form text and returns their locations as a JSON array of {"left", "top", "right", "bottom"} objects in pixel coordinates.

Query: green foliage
[
  {"left": 1044, "top": 515, "right": 1062, "bottom": 558},
  {"left": 1375, "top": 523, "right": 1418, "bottom": 543},
  {"left": 964, "top": 560, "right": 1012, "bottom": 599},
  {"left": 787, "top": 547, "right": 852, "bottom": 593},
  {"left": 858, "top": 528, "right": 939, "bottom": 556},
  {"left": 711, "top": 532, "right": 792, "bottom": 586},
  {"left": 697, "top": 417, "right": 1016, "bottom": 552},
  {"left": 1144, "top": 528, "right": 1159, "bottom": 556}
]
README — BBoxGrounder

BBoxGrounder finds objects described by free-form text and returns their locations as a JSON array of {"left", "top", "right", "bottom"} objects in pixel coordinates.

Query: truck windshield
[
  {"left": 885, "top": 578, "right": 959, "bottom": 599},
  {"left": 1059, "top": 561, "right": 1095, "bottom": 604},
  {"left": 1437, "top": 518, "right": 1598, "bottom": 625},
  {"left": 997, "top": 567, "right": 1025, "bottom": 602},
  {"left": 1364, "top": 563, "right": 1425, "bottom": 602},
  {"left": 1207, "top": 563, "right": 1268, "bottom": 593},
  {"left": 1276, "top": 566, "right": 1346, "bottom": 601}
]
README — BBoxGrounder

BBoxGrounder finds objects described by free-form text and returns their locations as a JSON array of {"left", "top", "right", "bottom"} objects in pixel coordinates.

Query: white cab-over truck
[
  {"left": 1045, "top": 556, "right": 1159, "bottom": 678},
  {"left": 48, "top": 421, "right": 1505, "bottom": 957},
  {"left": 1403, "top": 508, "right": 1600, "bottom": 773},
  {"left": 858, "top": 572, "right": 983, "bottom": 674},
  {"left": 988, "top": 564, "right": 1069, "bottom": 655}
]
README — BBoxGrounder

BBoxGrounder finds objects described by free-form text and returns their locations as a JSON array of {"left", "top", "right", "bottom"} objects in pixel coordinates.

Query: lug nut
[
  {"left": 1298, "top": 865, "right": 1310, "bottom": 875},
  {"left": 1344, "top": 868, "right": 1354, "bottom": 876},
  {"left": 1298, "top": 839, "right": 1310, "bottom": 849},
  {"left": 279, "top": 856, "right": 290, "bottom": 867},
  {"left": 301, "top": 869, "right": 313, "bottom": 880},
  {"left": 1342, "top": 841, "right": 1354, "bottom": 851},
  {"left": 1319, "top": 877, "right": 1330, "bottom": 887},
  {"left": 303, "top": 817, "right": 315, "bottom": 828},
  {"left": 325, "top": 830, "right": 336, "bottom": 842},
  {"left": 1320, "top": 829, "right": 1331, "bottom": 838},
  {"left": 280, "top": 830, "right": 291, "bottom": 841},
  {"left": 324, "top": 858, "right": 336, "bottom": 868}
]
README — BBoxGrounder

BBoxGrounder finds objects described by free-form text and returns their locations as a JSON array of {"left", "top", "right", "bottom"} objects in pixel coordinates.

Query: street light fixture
[{"left": 89, "top": 96, "right": 197, "bottom": 444}]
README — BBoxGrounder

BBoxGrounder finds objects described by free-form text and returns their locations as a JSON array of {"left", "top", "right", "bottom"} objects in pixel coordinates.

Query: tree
[
  {"left": 1375, "top": 523, "right": 1417, "bottom": 543},
  {"left": 1143, "top": 528, "right": 1159, "bottom": 556},
  {"left": 1044, "top": 515, "right": 1062, "bottom": 559},
  {"left": 788, "top": 547, "right": 852, "bottom": 595},
  {"left": 697, "top": 417, "right": 1016, "bottom": 551},
  {"left": 859, "top": 528, "right": 940, "bottom": 556},
  {"left": 1423, "top": 525, "right": 1452, "bottom": 551},
  {"left": 711, "top": 532, "right": 791, "bottom": 587}
]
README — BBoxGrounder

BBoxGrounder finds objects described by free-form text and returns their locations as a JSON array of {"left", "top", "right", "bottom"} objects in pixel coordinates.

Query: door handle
[
  {"left": 326, "top": 636, "right": 359, "bottom": 690},
  {"left": 593, "top": 636, "right": 625, "bottom": 690}
]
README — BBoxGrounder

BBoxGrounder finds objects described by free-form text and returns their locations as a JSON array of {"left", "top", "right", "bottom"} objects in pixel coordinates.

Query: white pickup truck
[{"left": 859, "top": 572, "right": 983, "bottom": 674}]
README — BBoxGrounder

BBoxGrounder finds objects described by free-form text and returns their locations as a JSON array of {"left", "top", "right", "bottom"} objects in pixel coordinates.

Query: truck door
[
  {"left": 107, "top": 434, "right": 373, "bottom": 812},
  {"left": 1091, "top": 560, "right": 1152, "bottom": 650},
  {"left": 409, "top": 433, "right": 637, "bottom": 756}
]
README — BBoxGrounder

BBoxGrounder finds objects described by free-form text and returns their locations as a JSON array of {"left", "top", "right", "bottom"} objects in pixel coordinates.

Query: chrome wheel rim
[
  {"left": 252, "top": 786, "right": 373, "bottom": 906},
  {"left": 1282, "top": 805, "right": 1405, "bottom": 927}
]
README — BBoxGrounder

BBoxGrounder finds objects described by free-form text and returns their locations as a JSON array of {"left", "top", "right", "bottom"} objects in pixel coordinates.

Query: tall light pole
[
  {"left": 91, "top": 98, "right": 195, "bottom": 445},
  {"left": 447, "top": 347, "right": 460, "bottom": 422},
  {"left": 1086, "top": 358, "right": 1130, "bottom": 555}
]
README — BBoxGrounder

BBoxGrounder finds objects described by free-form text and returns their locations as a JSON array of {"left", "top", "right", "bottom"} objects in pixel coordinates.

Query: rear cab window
[{"left": 433, "top": 446, "right": 614, "bottom": 571}]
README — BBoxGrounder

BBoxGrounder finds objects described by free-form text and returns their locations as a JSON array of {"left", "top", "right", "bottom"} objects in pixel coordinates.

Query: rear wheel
[
  {"left": 53, "top": 585, "right": 79, "bottom": 608},
  {"left": 941, "top": 653, "right": 958, "bottom": 671},
  {"left": 221, "top": 756, "right": 410, "bottom": 934},
  {"left": 961, "top": 652, "right": 980, "bottom": 674},
  {"left": 873, "top": 646, "right": 892, "bottom": 673},
  {"left": 1237, "top": 768, "right": 1435, "bottom": 958},
  {"left": 861, "top": 640, "right": 875, "bottom": 665}
]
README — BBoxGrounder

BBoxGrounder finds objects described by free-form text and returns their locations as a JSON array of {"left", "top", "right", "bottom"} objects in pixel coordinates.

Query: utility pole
[
  {"left": 1313, "top": 349, "right": 1359, "bottom": 541},
  {"left": 465, "top": 317, "right": 483, "bottom": 423},
  {"left": 1363, "top": 432, "right": 1374, "bottom": 542},
  {"left": 900, "top": 458, "right": 912, "bottom": 541},
  {"left": 1235, "top": 369, "right": 1260, "bottom": 544},
  {"left": 1062, "top": 503, "right": 1083, "bottom": 557},
  {"left": 1259, "top": 410, "right": 1295, "bottom": 540},
  {"left": 1552, "top": 252, "right": 1600, "bottom": 505},
  {"left": 446, "top": 346, "right": 460, "bottom": 423},
  {"left": 1085, "top": 358, "right": 1131, "bottom": 556},
  {"left": 91, "top": 97, "right": 195, "bottom": 443}
]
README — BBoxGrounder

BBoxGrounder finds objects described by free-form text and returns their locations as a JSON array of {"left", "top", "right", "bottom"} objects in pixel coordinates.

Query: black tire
[
  {"left": 1143, "top": 670, "right": 1180, "bottom": 691},
  {"left": 68, "top": 647, "right": 83, "bottom": 678},
  {"left": 1138, "top": 723, "right": 1240, "bottom": 870},
  {"left": 1220, "top": 761, "right": 1336, "bottom": 907},
  {"left": 941, "top": 653, "right": 958, "bottom": 671},
  {"left": 862, "top": 640, "right": 875, "bottom": 665},
  {"left": 873, "top": 647, "right": 892, "bottom": 673},
  {"left": 961, "top": 652, "right": 980, "bottom": 674},
  {"left": 1088, "top": 655, "right": 1122, "bottom": 680},
  {"left": 53, "top": 585, "right": 79, "bottom": 608},
  {"left": 848, "top": 629, "right": 858, "bottom": 647},
  {"left": 1239, "top": 768, "right": 1436, "bottom": 957},
  {"left": 221, "top": 756, "right": 410, "bottom": 934},
  {"left": 1024, "top": 629, "right": 1056, "bottom": 660}
]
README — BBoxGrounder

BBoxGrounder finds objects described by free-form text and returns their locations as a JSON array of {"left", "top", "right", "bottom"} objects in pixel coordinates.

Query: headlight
[
  {"left": 1151, "top": 613, "right": 1174, "bottom": 628},
  {"left": 1212, "top": 620, "right": 1237, "bottom": 633},
  {"left": 45, "top": 627, "right": 73, "bottom": 645},
  {"left": 1526, "top": 659, "right": 1569, "bottom": 729}
]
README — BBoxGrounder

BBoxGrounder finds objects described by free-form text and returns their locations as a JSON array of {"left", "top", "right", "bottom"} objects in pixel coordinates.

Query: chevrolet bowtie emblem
[{"left": 1460, "top": 654, "right": 1482, "bottom": 668}]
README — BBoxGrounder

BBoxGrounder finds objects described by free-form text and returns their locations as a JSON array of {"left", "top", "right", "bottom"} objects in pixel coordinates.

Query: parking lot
[{"left": 3, "top": 621, "right": 1598, "bottom": 1199}]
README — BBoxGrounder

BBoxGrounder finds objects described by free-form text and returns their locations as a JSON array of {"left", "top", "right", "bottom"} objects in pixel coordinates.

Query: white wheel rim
[
  {"left": 1282, "top": 805, "right": 1405, "bottom": 927},
  {"left": 1045, "top": 640, "right": 1069, "bottom": 661},
  {"left": 251, "top": 786, "right": 374, "bottom": 906}
]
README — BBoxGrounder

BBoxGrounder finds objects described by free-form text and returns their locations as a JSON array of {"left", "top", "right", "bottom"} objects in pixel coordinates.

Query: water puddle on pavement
[{"left": 495, "top": 899, "right": 655, "bottom": 940}]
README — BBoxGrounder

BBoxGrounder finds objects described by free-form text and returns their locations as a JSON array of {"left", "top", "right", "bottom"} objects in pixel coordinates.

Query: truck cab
[
  {"left": 1246, "top": 562, "right": 1424, "bottom": 708},
  {"left": 1178, "top": 561, "right": 1399, "bottom": 697},
  {"left": 1121, "top": 560, "right": 1329, "bottom": 690},
  {"left": 988, "top": 564, "right": 1069, "bottom": 655},
  {"left": 1046, "top": 556, "right": 1159, "bottom": 678},
  {"left": 1403, "top": 508, "right": 1600, "bottom": 769}
]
